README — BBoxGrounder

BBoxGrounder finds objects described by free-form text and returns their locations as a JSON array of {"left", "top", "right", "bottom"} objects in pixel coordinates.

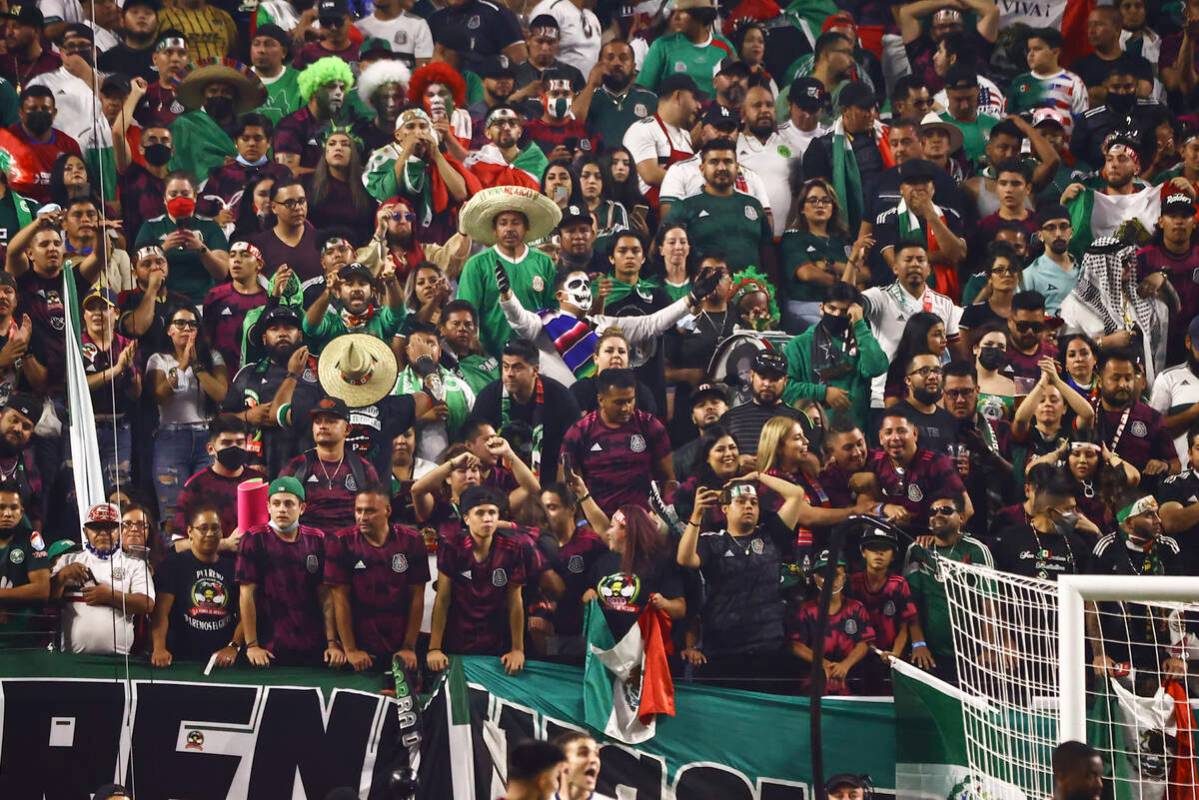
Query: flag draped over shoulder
[
  {"left": 465, "top": 144, "right": 547, "bottom": 190},
  {"left": 830, "top": 119, "right": 893, "bottom": 233},
  {"left": 582, "top": 600, "right": 675, "bottom": 745},
  {"left": 167, "top": 110, "right": 236, "bottom": 187},
  {"left": 63, "top": 270, "right": 105, "bottom": 539},
  {"left": 1067, "top": 185, "right": 1161, "bottom": 257}
]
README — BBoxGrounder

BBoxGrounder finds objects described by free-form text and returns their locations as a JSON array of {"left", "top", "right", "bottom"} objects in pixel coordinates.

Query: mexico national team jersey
[
  {"left": 868, "top": 449, "right": 965, "bottom": 530},
  {"left": 235, "top": 525, "right": 326, "bottom": 660},
  {"left": 846, "top": 572, "right": 917, "bottom": 651},
  {"left": 0, "top": 530, "right": 48, "bottom": 634},
  {"left": 436, "top": 531, "right": 528, "bottom": 655},
  {"left": 324, "top": 525, "right": 431, "bottom": 655},
  {"left": 561, "top": 410, "right": 671, "bottom": 515},
  {"left": 788, "top": 598, "right": 874, "bottom": 694}
]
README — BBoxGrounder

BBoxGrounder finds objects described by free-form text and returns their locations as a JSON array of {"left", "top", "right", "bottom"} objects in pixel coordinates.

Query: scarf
[
  {"left": 1075, "top": 237, "right": 1161, "bottom": 365},
  {"left": 830, "top": 118, "right": 894, "bottom": 231},
  {"left": 503, "top": 376, "right": 544, "bottom": 479},
  {"left": 339, "top": 303, "right": 378, "bottom": 330},
  {"left": 368, "top": 144, "right": 480, "bottom": 225},
  {"left": 895, "top": 197, "right": 946, "bottom": 252},
  {"left": 539, "top": 309, "right": 598, "bottom": 378},
  {"left": 605, "top": 275, "right": 661, "bottom": 305}
]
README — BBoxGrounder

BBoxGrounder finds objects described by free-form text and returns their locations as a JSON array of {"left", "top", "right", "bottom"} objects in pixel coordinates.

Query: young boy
[
  {"left": 789, "top": 549, "right": 875, "bottom": 695},
  {"left": 847, "top": 526, "right": 918, "bottom": 694}
]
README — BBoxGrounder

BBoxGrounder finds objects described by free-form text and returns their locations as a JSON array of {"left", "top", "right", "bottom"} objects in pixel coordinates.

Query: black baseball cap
[
  {"left": 1163, "top": 192, "right": 1196, "bottom": 216},
  {"left": 4, "top": 393, "right": 39, "bottom": 425},
  {"left": 478, "top": 54, "right": 515, "bottom": 80},
  {"left": 338, "top": 262, "right": 375, "bottom": 283},
  {"left": 859, "top": 526, "right": 898, "bottom": 551},
  {"left": 255, "top": 305, "right": 302, "bottom": 340},
  {"left": 122, "top": 0, "right": 162, "bottom": 12},
  {"left": 309, "top": 396, "right": 351, "bottom": 420},
  {"left": 318, "top": 0, "right": 349, "bottom": 18},
  {"left": 1037, "top": 203, "right": 1070, "bottom": 226},
  {"left": 691, "top": 382, "right": 729, "bottom": 406},
  {"left": 253, "top": 23, "right": 290, "bottom": 51},
  {"left": 716, "top": 57, "right": 751, "bottom": 78},
  {"left": 837, "top": 80, "right": 875, "bottom": 111},
  {"left": 826, "top": 774, "right": 869, "bottom": 792},
  {"left": 62, "top": 22, "right": 94, "bottom": 41},
  {"left": 702, "top": 103, "right": 739, "bottom": 130},
  {"left": 897, "top": 158, "right": 938, "bottom": 185},
  {"left": 3, "top": 4, "right": 44, "bottom": 27},
  {"left": 790, "top": 77, "right": 828, "bottom": 110},
  {"left": 751, "top": 350, "right": 788, "bottom": 377},
  {"left": 559, "top": 204, "right": 591, "bottom": 228},
  {"left": 659, "top": 73, "right": 707, "bottom": 99}
]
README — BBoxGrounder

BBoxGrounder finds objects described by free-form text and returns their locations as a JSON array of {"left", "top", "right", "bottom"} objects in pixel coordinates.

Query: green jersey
[
  {"left": 635, "top": 31, "right": 735, "bottom": 97},
  {"left": 256, "top": 67, "right": 303, "bottom": 125},
  {"left": 665, "top": 190, "right": 770, "bottom": 271},
  {"left": 779, "top": 230, "right": 849, "bottom": 302},
  {"left": 134, "top": 214, "right": 229, "bottom": 304},
  {"left": 587, "top": 85, "right": 659, "bottom": 152},
  {"left": 456, "top": 246, "right": 558, "bottom": 357},
  {"left": 940, "top": 112, "right": 998, "bottom": 166},
  {"left": 904, "top": 536, "right": 994, "bottom": 660},
  {"left": 0, "top": 530, "right": 49, "bottom": 637},
  {"left": 302, "top": 305, "right": 407, "bottom": 352},
  {"left": 453, "top": 353, "right": 499, "bottom": 396}
]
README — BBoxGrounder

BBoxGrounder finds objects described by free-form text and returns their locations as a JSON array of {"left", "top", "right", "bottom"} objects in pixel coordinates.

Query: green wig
[
  {"left": 298, "top": 56, "right": 355, "bottom": 104},
  {"left": 730, "top": 265, "right": 780, "bottom": 331}
]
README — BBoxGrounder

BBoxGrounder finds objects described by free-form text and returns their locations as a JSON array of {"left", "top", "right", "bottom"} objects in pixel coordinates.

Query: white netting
[{"left": 936, "top": 557, "right": 1199, "bottom": 800}]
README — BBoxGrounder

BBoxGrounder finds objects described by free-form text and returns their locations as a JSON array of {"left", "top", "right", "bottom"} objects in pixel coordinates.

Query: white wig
[{"left": 356, "top": 59, "right": 413, "bottom": 105}]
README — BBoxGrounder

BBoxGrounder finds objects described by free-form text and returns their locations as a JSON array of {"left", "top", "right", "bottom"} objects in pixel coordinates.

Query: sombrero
[
  {"left": 918, "top": 111, "right": 964, "bottom": 155},
  {"left": 318, "top": 333, "right": 399, "bottom": 408},
  {"left": 175, "top": 58, "right": 267, "bottom": 114},
  {"left": 459, "top": 186, "right": 562, "bottom": 246}
]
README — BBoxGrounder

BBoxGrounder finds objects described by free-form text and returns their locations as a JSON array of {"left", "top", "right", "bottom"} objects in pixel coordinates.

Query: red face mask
[{"left": 166, "top": 196, "right": 196, "bottom": 218}]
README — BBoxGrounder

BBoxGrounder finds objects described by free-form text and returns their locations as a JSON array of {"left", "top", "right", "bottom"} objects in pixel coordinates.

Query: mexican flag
[
  {"left": 998, "top": 0, "right": 1094, "bottom": 64},
  {"left": 464, "top": 144, "right": 547, "bottom": 190},
  {"left": 62, "top": 266, "right": 105, "bottom": 537},
  {"left": 1066, "top": 184, "right": 1161, "bottom": 257},
  {"left": 582, "top": 600, "right": 675, "bottom": 745},
  {"left": 0, "top": 128, "right": 41, "bottom": 200}
]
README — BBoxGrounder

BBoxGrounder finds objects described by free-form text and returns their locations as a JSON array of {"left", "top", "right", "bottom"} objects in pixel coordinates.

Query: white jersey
[
  {"left": 527, "top": 0, "right": 602, "bottom": 76},
  {"left": 354, "top": 11, "right": 434, "bottom": 62},
  {"left": 658, "top": 154, "right": 772, "bottom": 217},
  {"left": 737, "top": 127, "right": 800, "bottom": 237},
  {"left": 1149, "top": 363, "right": 1199, "bottom": 464},
  {"left": 54, "top": 548, "right": 154, "bottom": 656},
  {"left": 27, "top": 68, "right": 113, "bottom": 151},
  {"left": 622, "top": 114, "right": 692, "bottom": 195},
  {"left": 861, "top": 282, "right": 962, "bottom": 408},
  {"left": 778, "top": 120, "right": 827, "bottom": 162}
]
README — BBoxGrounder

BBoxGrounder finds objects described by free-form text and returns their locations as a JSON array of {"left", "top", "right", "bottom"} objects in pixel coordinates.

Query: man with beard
[
  {"left": 0, "top": 484, "right": 48, "bottom": 639},
  {"left": 3, "top": 87, "right": 82, "bottom": 202},
  {"left": 622, "top": 74, "right": 702, "bottom": 204},
  {"left": 1021, "top": 206, "right": 1077, "bottom": 316},
  {"left": 720, "top": 351, "right": 805, "bottom": 457},
  {"left": 712, "top": 58, "right": 750, "bottom": 114},
  {"left": 672, "top": 382, "right": 730, "bottom": 477},
  {"left": 0, "top": 396, "right": 42, "bottom": 531},
  {"left": 584, "top": 40, "right": 658, "bottom": 154},
  {"left": 551, "top": 732, "right": 610, "bottom": 800},
  {"left": 941, "top": 360, "right": 1016, "bottom": 536},
  {"left": 358, "top": 200, "right": 470, "bottom": 284},
  {"left": 889, "top": 353, "right": 958, "bottom": 455},
  {"left": 1052, "top": 742, "right": 1105, "bottom": 800},
  {"left": 738, "top": 85, "right": 797, "bottom": 239},
  {"left": 393, "top": 324, "right": 473, "bottom": 461},
  {"left": 0, "top": 6, "right": 60, "bottom": 90},
  {"left": 170, "top": 416, "right": 267, "bottom": 546},
  {"left": 869, "top": 410, "right": 971, "bottom": 531},
  {"left": 224, "top": 305, "right": 313, "bottom": 474},
  {"left": 469, "top": 56, "right": 517, "bottom": 146},
  {"left": 1153, "top": 319, "right": 1199, "bottom": 464},
  {"left": 439, "top": 300, "right": 499, "bottom": 395},
  {"left": 168, "top": 64, "right": 267, "bottom": 188},
  {"left": 52, "top": 503, "right": 155, "bottom": 655},
  {"left": 465, "top": 105, "right": 550, "bottom": 191},
  {"left": 247, "top": 25, "right": 300, "bottom": 127},
  {"left": 274, "top": 57, "right": 355, "bottom": 175},
  {"left": 354, "top": 58, "right": 412, "bottom": 153},
  {"left": 1004, "top": 291, "right": 1058, "bottom": 383},
  {"left": 665, "top": 139, "right": 774, "bottom": 274},
  {"left": 1094, "top": 348, "right": 1177, "bottom": 479},
  {"left": 304, "top": 261, "right": 405, "bottom": 351},
  {"left": 1137, "top": 193, "right": 1199, "bottom": 365}
]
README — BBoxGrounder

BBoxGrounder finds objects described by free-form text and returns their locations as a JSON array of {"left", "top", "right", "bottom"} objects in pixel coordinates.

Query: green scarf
[
  {"left": 605, "top": 275, "right": 661, "bottom": 305},
  {"left": 512, "top": 143, "right": 549, "bottom": 181},
  {"left": 831, "top": 120, "right": 863, "bottom": 233}
]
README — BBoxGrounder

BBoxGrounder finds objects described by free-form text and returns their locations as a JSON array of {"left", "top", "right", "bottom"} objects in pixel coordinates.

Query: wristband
[
  {"left": 912, "top": 640, "right": 927, "bottom": 649},
  {"left": 327, "top": 639, "right": 342, "bottom": 647},
  {"left": 577, "top": 494, "right": 591, "bottom": 503},
  {"left": 227, "top": 640, "right": 242, "bottom": 651},
  {"left": 246, "top": 640, "right": 259, "bottom": 648}
]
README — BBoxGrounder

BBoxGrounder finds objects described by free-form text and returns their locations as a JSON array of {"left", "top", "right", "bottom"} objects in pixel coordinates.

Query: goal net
[{"left": 934, "top": 557, "right": 1199, "bottom": 800}]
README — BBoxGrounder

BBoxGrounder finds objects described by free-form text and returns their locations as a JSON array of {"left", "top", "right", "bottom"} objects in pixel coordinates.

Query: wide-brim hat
[
  {"left": 175, "top": 58, "right": 267, "bottom": 114},
  {"left": 459, "top": 186, "right": 563, "bottom": 246},
  {"left": 918, "top": 111, "right": 964, "bottom": 155},
  {"left": 318, "top": 333, "right": 399, "bottom": 408}
]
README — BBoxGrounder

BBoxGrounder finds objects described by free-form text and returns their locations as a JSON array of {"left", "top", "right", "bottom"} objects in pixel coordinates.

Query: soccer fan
[
  {"left": 0, "top": 482, "right": 49, "bottom": 640},
  {"left": 170, "top": 415, "right": 266, "bottom": 545}
]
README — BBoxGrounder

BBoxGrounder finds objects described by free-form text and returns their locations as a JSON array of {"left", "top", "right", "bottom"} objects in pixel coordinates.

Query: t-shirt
[
  {"left": 1149, "top": 364, "right": 1199, "bottom": 463},
  {"left": 560, "top": 410, "right": 671, "bottom": 515},
  {"left": 456, "top": 245, "right": 558, "bottom": 357},
  {"left": 81, "top": 333, "right": 139, "bottom": 418},
  {"left": 201, "top": 283, "right": 267, "bottom": 376},
  {"left": 156, "top": 551, "right": 238, "bottom": 660},
  {"left": 720, "top": 402, "right": 804, "bottom": 457},
  {"left": 635, "top": 30, "right": 734, "bottom": 97},
  {"left": 54, "top": 548, "right": 154, "bottom": 655},
  {"left": 664, "top": 190, "right": 770, "bottom": 271},
  {"left": 255, "top": 67, "right": 303, "bottom": 126},
  {"left": 436, "top": 530, "right": 528, "bottom": 655},
  {"left": 780, "top": 230, "right": 849, "bottom": 302},
  {"left": 846, "top": 572, "right": 917, "bottom": 651},
  {"left": 235, "top": 524, "right": 327, "bottom": 659},
  {"left": 0, "top": 530, "right": 49, "bottom": 633},
  {"left": 145, "top": 350, "right": 227, "bottom": 426},
  {"left": 324, "top": 525, "right": 431, "bottom": 655},
  {"left": 290, "top": 384, "right": 417, "bottom": 479},
  {"left": 354, "top": 12, "right": 435, "bottom": 65},
  {"left": 990, "top": 521, "right": 1088, "bottom": 580},
  {"left": 172, "top": 465, "right": 269, "bottom": 539},
  {"left": 889, "top": 400, "right": 959, "bottom": 456},
  {"left": 1020, "top": 254, "right": 1078, "bottom": 316},
  {"left": 134, "top": 214, "right": 229, "bottom": 304},
  {"left": 940, "top": 112, "right": 999, "bottom": 165},
  {"left": 1007, "top": 69, "right": 1089, "bottom": 135},
  {"left": 2, "top": 123, "right": 79, "bottom": 202},
  {"left": 250, "top": 223, "right": 323, "bottom": 282}
]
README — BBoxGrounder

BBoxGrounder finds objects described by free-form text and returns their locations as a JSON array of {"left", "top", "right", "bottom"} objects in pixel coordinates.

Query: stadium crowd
[{"left": 0, "top": 0, "right": 1195, "bottom": 701}]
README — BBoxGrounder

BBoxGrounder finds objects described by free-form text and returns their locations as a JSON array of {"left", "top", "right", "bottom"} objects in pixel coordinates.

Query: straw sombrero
[
  {"left": 318, "top": 334, "right": 399, "bottom": 408},
  {"left": 175, "top": 58, "right": 267, "bottom": 114},
  {"left": 459, "top": 185, "right": 563, "bottom": 246}
]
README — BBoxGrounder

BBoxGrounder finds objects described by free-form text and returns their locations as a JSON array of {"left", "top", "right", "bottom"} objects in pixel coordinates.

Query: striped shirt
[{"left": 157, "top": 5, "right": 238, "bottom": 63}]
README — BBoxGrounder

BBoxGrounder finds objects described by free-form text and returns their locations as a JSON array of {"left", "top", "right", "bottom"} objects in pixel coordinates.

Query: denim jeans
[
  {"left": 153, "top": 424, "right": 211, "bottom": 538},
  {"left": 96, "top": 419, "right": 132, "bottom": 495}
]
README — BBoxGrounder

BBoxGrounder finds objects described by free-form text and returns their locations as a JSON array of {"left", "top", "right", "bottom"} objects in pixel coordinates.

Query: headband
[
  {"left": 486, "top": 107, "right": 521, "bottom": 126},
  {"left": 728, "top": 484, "right": 758, "bottom": 499},
  {"left": 1116, "top": 495, "right": 1157, "bottom": 524},
  {"left": 1105, "top": 143, "right": 1141, "bottom": 167},
  {"left": 136, "top": 245, "right": 165, "bottom": 262},
  {"left": 322, "top": 237, "right": 351, "bottom": 252},
  {"left": 530, "top": 25, "right": 559, "bottom": 39},
  {"left": 230, "top": 240, "right": 263, "bottom": 262},
  {"left": 156, "top": 37, "right": 186, "bottom": 52},
  {"left": 546, "top": 78, "right": 572, "bottom": 93},
  {"left": 395, "top": 107, "right": 430, "bottom": 131}
]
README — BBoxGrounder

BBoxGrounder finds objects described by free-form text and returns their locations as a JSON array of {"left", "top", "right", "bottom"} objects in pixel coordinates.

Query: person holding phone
[{"left": 524, "top": 69, "right": 601, "bottom": 158}]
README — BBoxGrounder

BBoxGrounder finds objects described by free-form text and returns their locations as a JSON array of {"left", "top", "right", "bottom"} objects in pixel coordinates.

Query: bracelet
[
  {"left": 912, "top": 640, "right": 927, "bottom": 649},
  {"left": 246, "top": 640, "right": 259, "bottom": 648},
  {"left": 686, "top": 520, "right": 700, "bottom": 528},
  {"left": 227, "top": 641, "right": 242, "bottom": 651},
  {"left": 327, "top": 639, "right": 342, "bottom": 648},
  {"left": 577, "top": 494, "right": 591, "bottom": 503},
  {"left": 286, "top": 371, "right": 302, "bottom": 381}
]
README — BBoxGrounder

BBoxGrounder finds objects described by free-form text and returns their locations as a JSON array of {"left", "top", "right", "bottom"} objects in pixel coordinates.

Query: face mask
[
  {"left": 821, "top": 314, "right": 849, "bottom": 335},
  {"left": 203, "top": 96, "right": 234, "bottom": 120},
  {"left": 269, "top": 519, "right": 299, "bottom": 534},
  {"left": 236, "top": 153, "right": 269, "bottom": 167},
  {"left": 215, "top": 445, "right": 247, "bottom": 470},
  {"left": 166, "top": 196, "right": 196, "bottom": 218},
  {"left": 25, "top": 110, "right": 52, "bottom": 136},
  {"left": 1052, "top": 510, "right": 1079, "bottom": 537},
  {"left": 545, "top": 97, "right": 571, "bottom": 119},
  {"left": 1107, "top": 92, "right": 1135, "bottom": 113},
  {"left": 143, "top": 143, "right": 173, "bottom": 167},
  {"left": 978, "top": 347, "right": 1006, "bottom": 371}
]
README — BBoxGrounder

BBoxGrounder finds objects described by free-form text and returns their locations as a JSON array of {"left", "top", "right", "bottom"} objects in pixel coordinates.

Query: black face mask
[
  {"left": 143, "top": 143, "right": 173, "bottom": 167},
  {"left": 978, "top": 347, "right": 1007, "bottom": 372},
  {"left": 215, "top": 445, "right": 247, "bottom": 470},
  {"left": 821, "top": 313, "right": 850, "bottom": 335},
  {"left": 1107, "top": 91, "right": 1135, "bottom": 114},
  {"left": 204, "top": 96, "right": 235, "bottom": 120},
  {"left": 25, "top": 110, "right": 52, "bottom": 136}
]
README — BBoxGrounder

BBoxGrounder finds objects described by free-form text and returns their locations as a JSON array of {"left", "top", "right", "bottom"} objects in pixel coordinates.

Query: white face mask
[{"left": 563, "top": 273, "right": 592, "bottom": 310}]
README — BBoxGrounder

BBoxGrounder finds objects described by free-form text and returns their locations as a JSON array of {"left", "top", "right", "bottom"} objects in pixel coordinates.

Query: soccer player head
[
  {"left": 551, "top": 731, "right": 601, "bottom": 797},
  {"left": 1051, "top": 740, "right": 1103, "bottom": 800},
  {"left": 505, "top": 739, "right": 565, "bottom": 800}
]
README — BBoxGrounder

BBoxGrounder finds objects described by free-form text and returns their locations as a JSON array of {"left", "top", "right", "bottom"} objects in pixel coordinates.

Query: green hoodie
[{"left": 782, "top": 318, "right": 887, "bottom": 429}]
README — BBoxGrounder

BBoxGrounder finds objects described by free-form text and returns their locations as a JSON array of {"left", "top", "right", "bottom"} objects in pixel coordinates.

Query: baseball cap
[
  {"left": 859, "top": 525, "right": 899, "bottom": 551},
  {"left": 122, "top": 0, "right": 162, "bottom": 12},
  {"left": 1163, "top": 192, "right": 1196, "bottom": 216},
  {"left": 310, "top": 395, "right": 351, "bottom": 420},
  {"left": 716, "top": 57, "right": 751, "bottom": 79},
  {"left": 690, "top": 382, "right": 729, "bottom": 406},
  {"left": 318, "top": 0, "right": 349, "bottom": 16},
  {"left": 256, "top": 304, "right": 302, "bottom": 336},
  {"left": 659, "top": 73, "right": 707, "bottom": 99},
  {"left": 837, "top": 80, "right": 875, "bottom": 111},
  {"left": 84, "top": 503, "right": 121, "bottom": 527},
  {"left": 826, "top": 775, "right": 868, "bottom": 792},
  {"left": 790, "top": 76, "right": 828, "bottom": 110},
  {"left": 358, "top": 36, "right": 392, "bottom": 58},
  {"left": 702, "top": 103, "right": 739, "bottom": 129},
  {"left": 3, "top": 4, "right": 44, "bottom": 27},
  {"left": 812, "top": 548, "right": 847, "bottom": 571},
  {"left": 82, "top": 287, "right": 118, "bottom": 308},
  {"left": 338, "top": 262, "right": 375, "bottom": 283},
  {"left": 529, "top": 13, "right": 560, "bottom": 35},
  {"left": 1032, "top": 107, "right": 1069, "bottom": 131},
  {"left": 62, "top": 22, "right": 94, "bottom": 41},
  {"left": 268, "top": 476, "right": 306, "bottom": 501},
  {"left": 559, "top": 204, "right": 592, "bottom": 228},
  {"left": 101, "top": 73, "right": 132, "bottom": 97},
  {"left": 751, "top": 350, "right": 788, "bottom": 377},
  {"left": 4, "top": 393, "right": 39, "bottom": 425},
  {"left": 896, "top": 158, "right": 938, "bottom": 185},
  {"left": 478, "top": 54, "right": 515, "bottom": 80}
]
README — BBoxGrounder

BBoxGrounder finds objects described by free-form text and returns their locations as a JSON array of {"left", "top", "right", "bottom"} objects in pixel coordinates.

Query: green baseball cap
[
  {"left": 46, "top": 539, "right": 79, "bottom": 559},
  {"left": 268, "top": 476, "right": 306, "bottom": 501}
]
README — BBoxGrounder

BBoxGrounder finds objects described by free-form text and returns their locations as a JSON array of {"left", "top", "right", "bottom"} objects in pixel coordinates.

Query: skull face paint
[
  {"left": 561, "top": 271, "right": 592, "bottom": 311},
  {"left": 373, "top": 81, "right": 407, "bottom": 126},
  {"left": 316, "top": 80, "right": 348, "bottom": 119}
]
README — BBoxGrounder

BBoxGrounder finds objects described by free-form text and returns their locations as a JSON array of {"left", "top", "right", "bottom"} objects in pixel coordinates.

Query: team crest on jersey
[
  {"left": 491, "top": 568, "right": 508, "bottom": 587},
  {"left": 567, "top": 554, "right": 584, "bottom": 573},
  {"left": 394, "top": 31, "right": 408, "bottom": 45},
  {"left": 392, "top": 553, "right": 409, "bottom": 573},
  {"left": 111, "top": 566, "right": 125, "bottom": 581},
  {"left": 629, "top": 434, "right": 646, "bottom": 453},
  {"left": 532, "top": 276, "right": 545, "bottom": 292},
  {"left": 345, "top": 474, "right": 357, "bottom": 492},
  {"left": 467, "top": 14, "right": 480, "bottom": 28},
  {"left": 185, "top": 730, "right": 205, "bottom": 751},
  {"left": 302, "top": 367, "right": 317, "bottom": 382},
  {"left": 305, "top": 554, "right": 319, "bottom": 574},
  {"left": 883, "top": 600, "right": 896, "bottom": 617},
  {"left": 8, "top": 548, "right": 22, "bottom": 565},
  {"left": 907, "top": 483, "right": 923, "bottom": 502},
  {"left": 171, "top": 100, "right": 185, "bottom": 114},
  {"left": 744, "top": 205, "right": 758, "bottom": 221},
  {"left": 636, "top": 285, "right": 653, "bottom": 301},
  {"left": 633, "top": 103, "right": 648, "bottom": 117},
  {"left": 777, "top": 144, "right": 791, "bottom": 158},
  {"left": 751, "top": 538, "right": 764, "bottom": 555},
  {"left": 673, "top": 61, "right": 686, "bottom": 73},
  {"left": 1130, "top": 420, "right": 1148, "bottom": 438},
  {"left": 82, "top": 343, "right": 98, "bottom": 361},
  {"left": 844, "top": 618, "right": 858, "bottom": 635},
  {"left": 597, "top": 572, "right": 641, "bottom": 611}
]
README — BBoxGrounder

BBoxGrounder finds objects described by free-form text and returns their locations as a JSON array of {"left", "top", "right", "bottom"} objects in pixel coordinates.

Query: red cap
[
  {"left": 822, "top": 10, "right": 856, "bottom": 33},
  {"left": 84, "top": 502, "right": 121, "bottom": 526}
]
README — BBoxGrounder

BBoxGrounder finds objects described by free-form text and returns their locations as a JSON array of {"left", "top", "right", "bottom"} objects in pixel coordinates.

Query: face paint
[
  {"left": 374, "top": 81, "right": 406, "bottom": 123},
  {"left": 563, "top": 273, "right": 592, "bottom": 309},
  {"left": 317, "top": 81, "right": 347, "bottom": 119}
]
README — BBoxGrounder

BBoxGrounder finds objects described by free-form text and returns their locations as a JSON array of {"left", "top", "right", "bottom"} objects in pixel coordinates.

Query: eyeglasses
[
  {"left": 1013, "top": 320, "right": 1045, "bottom": 333},
  {"left": 989, "top": 265, "right": 1016, "bottom": 275},
  {"left": 391, "top": 211, "right": 415, "bottom": 222},
  {"left": 121, "top": 520, "right": 149, "bottom": 530},
  {"left": 170, "top": 319, "right": 198, "bottom": 329},
  {"left": 273, "top": 197, "right": 307, "bottom": 210},
  {"left": 908, "top": 365, "right": 943, "bottom": 377},
  {"left": 930, "top": 506, "right": 957, "bottom": 516},
  {"left": 944, "top": 388, "right": 975, "bottom": 398},
  {"left": 191, "top": 524, "right": 223, "bottom": 533},
  {"left": 805, "top": 196, "right": 833, "bottom": 206}
]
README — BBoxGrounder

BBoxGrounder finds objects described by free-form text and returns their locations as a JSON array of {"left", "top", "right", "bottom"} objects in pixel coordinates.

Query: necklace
[
  {"left": 698, "top": 309, "right": 726, "bottom": 338},
  {"left": 318, "top": 454, "right": 345, "bottom": 488}
]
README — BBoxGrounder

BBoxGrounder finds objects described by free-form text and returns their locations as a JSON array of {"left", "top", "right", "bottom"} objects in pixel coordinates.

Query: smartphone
[
  {"left": 632, "top": 204, "right": 649, "bottom": 222},
  {"left": 563, "top": 137, "right": 579, "bottom": 152}
]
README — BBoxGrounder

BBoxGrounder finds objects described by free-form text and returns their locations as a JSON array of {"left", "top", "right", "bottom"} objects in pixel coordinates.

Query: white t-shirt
[
  {"left": 40, "top": 0, "right": 83, "bottom": 24},
  {"left": 862, "top": 282, "right": 962, "bottom": 408},
  {"left": 54, "top": 548, "right": 155, "bottom": 656},
  {"left": 354, "top": 11, "right": 434, "bottom": 63},
  {"left": 658, "top": 154, "right": 773, "bottom": 219},
  {"left": 778, "top": 120, "right": 827, "bottom": 162},
  {"left": 737, "top": 130, "right": 797, "bottom": 237},
  {"left": 26, "top": 68, "right": 112, "bottom": 151},
  {"left": 622, "top": 114, "right": 692, "bottom": 195},
  {"left": 1149, "top": 363, "right": 1199, "bottom": 463},
  {"left": 526, "top": 0, "right": 602, "bottom": 76},
  {"left": 147, "top": 350, "right": 226, "bottom": 426}
]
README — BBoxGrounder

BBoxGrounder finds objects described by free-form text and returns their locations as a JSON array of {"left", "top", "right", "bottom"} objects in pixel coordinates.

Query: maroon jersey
[
  {"left": 235, "top": 524, "right": 327, "bottom": 659},
  {"left": 523, "top": 118, "right": 600, "bottom": 156},
  {"left": 118, "top": 164, "right": 166, "bottom": 244},
  {"left": 868, "top": 449, "right": 964, "bottom": 530},
  {"left": 136, "top": 83, "right": 182, "bottom": 129},
  {"left": 272, "top": 107, "right": 326, "bottom": 171},
  {"left": 789, "top": 597, "right": 875, "bottom": 695},
  {"left": 81, "top": 332, "right": 139, "bottom": 417},
  {"left": 561, "top": 410, "right": 671, "bottom": 515},
  {"left": 201, "top": 282, "right": 267, "bottom": 375},
  {"left": 847, "top": 572, "right": 917, "bottom": 651},
  {"left": 20, "top": 267, "right": 89, "bottom": 393},
  {"left": 324, "top": 524, "right": 431, "bottom": 655},
  {"left": 1006, "top": 340, "right": 1059, "bottom": 383},
  {"left": 436, "top": 531, "right": 529, "bottom": 655},
  {"left": 0, "top": 49, "right": 61, "bottom": 90},
  {"left": 819, "top": 462, "right": 862, "bottom": 509},
  {"left": 280, "top": 451, "right": 380, "bottom": 535},
  {"left": 1137, "top": 243, "right": 1199, "bottom": 345},
  {"left": 172, "top": 464, "right": 269, "bottom": 538},
  {"left": 548, "top": 527, "right": 607, "bottom": 637},
  {"left": 1096, "top": 402, "right": 1174, "bottom": 472}
]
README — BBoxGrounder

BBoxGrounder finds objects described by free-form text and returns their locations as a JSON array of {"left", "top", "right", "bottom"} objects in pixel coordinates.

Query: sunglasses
[
  {"left": 1014, "top": 321, "right": 1045, "bottom": 333},
  {"left": 930, "top": 506, "right": 957, "bottom": 516}
]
